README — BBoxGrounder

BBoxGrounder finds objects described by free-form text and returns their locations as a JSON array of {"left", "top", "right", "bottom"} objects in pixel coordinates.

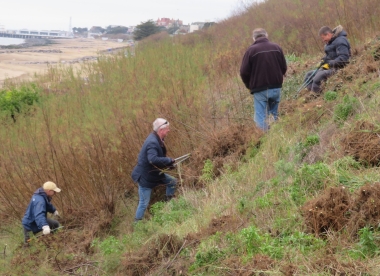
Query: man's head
[
  {"left": 252, "top": 28, "right": 268, "bottom": 42},
  {"left": 153, "top": 118, "right": 170, "bottom": 139},
  {"left": 319, "top": 26, "right": 334, "bottom": 43},
  {"left": 43, "top": 181, "right": 61, "bottom": 197}
]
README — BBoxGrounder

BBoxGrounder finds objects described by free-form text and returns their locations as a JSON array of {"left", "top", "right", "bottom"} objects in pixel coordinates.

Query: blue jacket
[
  {"left": 22, "top": 188, "right": 57, "bottom": 232},
  {"left": 324, "top": 25, "right": 351, "bottom": 68},
  {"left": 131, "top": 132, "right": 173, "bottom": 188}
]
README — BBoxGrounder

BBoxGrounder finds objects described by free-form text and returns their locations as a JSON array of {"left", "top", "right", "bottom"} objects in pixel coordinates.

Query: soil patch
[
  {"left": 311, "top": 254, "right": 368, "bottom": 275},
  {"left": 221, "top": 255, "right": 275, "bottom": 276},
  {"left": 121, "top": 234, "right": 183, "bottom": 276},
  {"left": 342, "top": 121, "right": 380, "bottom": 166},
  {"left": 302, "top": 183, "right": 380, "bottom": 236},
  {"left": 182, "top": 124, "right": 263, "bottom": 188}
]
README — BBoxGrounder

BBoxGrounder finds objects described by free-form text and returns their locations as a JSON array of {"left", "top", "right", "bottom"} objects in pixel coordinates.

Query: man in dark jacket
[
  {"left": 132, "top": 118, "right": 177, "bottom": 222},
  {"left": 304, "top": 25, "right": 351, "bottom": 94},
  {"left": 240, "top": 28, "right": 287, "bottom": 131},
  {"left": 22, "top": 181, "right": 61, "bottom": 244}
]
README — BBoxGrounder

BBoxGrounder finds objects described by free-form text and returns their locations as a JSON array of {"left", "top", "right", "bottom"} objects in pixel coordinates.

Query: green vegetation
[
  {"left": 334, "top": 95, "right": 359, "bottom": 124},
  {"left": 0, "top": 84, "right": 40, "bottom": 121},
  {"left": 133, "top": 20, "right": 161, "bottom": 40},
  {"left": 1, "top": 0, "right": 380, "bottom": 275}
]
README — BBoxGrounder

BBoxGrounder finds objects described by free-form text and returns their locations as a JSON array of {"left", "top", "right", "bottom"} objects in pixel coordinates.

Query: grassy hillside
[{"left": 1, "top": 0, "right": 380, "bottom": 274}]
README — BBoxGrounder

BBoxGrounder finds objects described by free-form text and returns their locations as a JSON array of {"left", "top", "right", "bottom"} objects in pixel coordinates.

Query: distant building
[
  {"left": 156, "top": 18, "right": 183, "bottom": 28},
  {"left": 189, "top": 22, "right": 215, "bottom": 33},
  {"left": 16, "top": 29, "right": 66, "bottom": 36}
]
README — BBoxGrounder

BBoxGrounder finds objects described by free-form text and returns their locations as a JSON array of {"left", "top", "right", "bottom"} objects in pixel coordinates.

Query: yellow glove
[{"left": 321, "top": 63, "right": 330, "bottom": 70}]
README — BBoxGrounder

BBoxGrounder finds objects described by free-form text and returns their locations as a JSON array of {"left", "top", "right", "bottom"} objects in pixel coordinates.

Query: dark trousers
[
  {"left": 304, "top": 69, "right": 335, "bottom": 93},
  {"left": 23, "top": 218, "right": 60, "bottom": 243}
]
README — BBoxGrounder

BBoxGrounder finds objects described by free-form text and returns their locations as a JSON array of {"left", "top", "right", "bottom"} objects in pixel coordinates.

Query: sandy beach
[{"left": 0, "top": 38, "right": 128, "bottom": 87}]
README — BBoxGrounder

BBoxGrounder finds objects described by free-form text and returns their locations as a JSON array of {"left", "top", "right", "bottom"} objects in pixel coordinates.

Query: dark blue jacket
[
  {"left": 131, "top": 132, "right": 173, "bottom": 188},
  {"left": 22, "top": 188, "right": 56, "bottom": 232},
  {"left": 324, "top": 26, "right": 351, "bottom": 68}
]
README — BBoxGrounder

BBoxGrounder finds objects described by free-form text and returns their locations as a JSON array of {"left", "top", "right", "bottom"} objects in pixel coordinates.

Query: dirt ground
[{"left": 0, "top": 38, "right": 127, "bottom": 87}]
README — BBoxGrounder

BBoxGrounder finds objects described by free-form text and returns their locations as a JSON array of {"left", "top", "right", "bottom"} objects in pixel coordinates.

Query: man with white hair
[
  {"left": 240, "top": 28, "right": 287, "bottom": 131},
  {"left": 22, "top": 181, "right": 61, "bottom": 245},
  {"left": 131, "top": 118, "right": 177, "bottom": 222}
]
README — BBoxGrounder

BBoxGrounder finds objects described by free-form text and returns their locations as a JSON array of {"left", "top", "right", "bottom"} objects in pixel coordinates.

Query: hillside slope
[{"left": 1, "top": 0, "right": 380, "bottom": 275}]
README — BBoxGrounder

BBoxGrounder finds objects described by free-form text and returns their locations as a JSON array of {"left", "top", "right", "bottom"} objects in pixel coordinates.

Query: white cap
[{"left": 153, "top": 118, "right": 169, "bottom": 132}]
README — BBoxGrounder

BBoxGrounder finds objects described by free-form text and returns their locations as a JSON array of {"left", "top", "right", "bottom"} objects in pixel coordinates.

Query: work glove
[
  {"left": 54, "top": 210, "right": 60, "bottom": 217},
  {"left": 321, "top": 63, "right": 330, "bottom": 70},
  {"left": 42, "top": 225, "right": 51, "bottom": 235},
  {"left": 320, "top": 57, "right": 328, "bottom": 65}
]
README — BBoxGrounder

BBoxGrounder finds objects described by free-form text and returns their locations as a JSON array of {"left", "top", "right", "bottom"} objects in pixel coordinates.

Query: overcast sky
[{"left": 0, "top": 0, "right": 254, "bottom": 31}]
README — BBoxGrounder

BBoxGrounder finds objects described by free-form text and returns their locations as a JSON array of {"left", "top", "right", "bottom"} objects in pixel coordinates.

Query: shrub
[
  {"left": 324, "top": 91, "right": 338, "bottom": 101},
  {"left": 333, "top": 95, "right": 359, "bottom": 124},
  {"left": 294, "top": 162, "right": 330, "bottom": 193},
  {"left": 0, "top": 84, "right": 40, "bottom": 121},
  {"left": 150, "top": 197, "right": 195, "bottom": 225},
  {"left": 305, "top": 134, "right": 320, "bottom": 146},
  {"left": 349, "top": 227, "right": 380, "bottom": 259},
  {"left": 200, "top": 159, "right": 214, "bottom": 183}
]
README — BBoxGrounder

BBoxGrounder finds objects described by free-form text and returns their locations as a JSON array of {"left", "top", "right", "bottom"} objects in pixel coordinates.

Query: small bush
[
  {"left": 305, "top": 134, "right": 320, "bottom": 146},
  {"left": 333, "top": 95, "right": 359, "bottom": 124},
  {"left": 200, "top": 159, "right": 214, "bottom": 183},
  {"left": 0, "top": 84, "right": 40, "bottom": 121},
  {"left": 150, "top": 197, "right": 195, "bottom": 225},
  {"left": 294, "top": 162, "right": 330, "bottom": 192},
  {"left": 349, "top": 227, "right": 380, "bottom": 259},
  {"left": 324, "top": 91, "right": 338, "bottom": 101}
]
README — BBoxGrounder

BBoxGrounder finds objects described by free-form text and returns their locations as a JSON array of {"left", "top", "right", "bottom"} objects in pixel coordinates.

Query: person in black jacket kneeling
[{"left": 131, "top": 118, "right": 176, "bottom": 222}]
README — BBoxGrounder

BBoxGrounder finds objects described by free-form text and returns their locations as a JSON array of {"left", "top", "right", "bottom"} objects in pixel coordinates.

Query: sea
[{"left": 0, "top": 37, "right": 25, "bottom": 46}]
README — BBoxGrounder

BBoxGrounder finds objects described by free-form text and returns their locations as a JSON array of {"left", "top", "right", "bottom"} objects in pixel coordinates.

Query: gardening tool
[
  {"left": 159, "top": 153, "right": 191, "bottom": 175},
  {"left": 174, "top": 153, "right": 191, "bottom": 165},
  {"left": 294, "top": 63, "right": 323, "bottom": 98}
]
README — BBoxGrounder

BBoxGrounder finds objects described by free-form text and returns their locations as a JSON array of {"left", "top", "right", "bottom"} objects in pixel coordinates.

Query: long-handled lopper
[
  {"left": 159, "top": 153, "right": 191, "bottom": 175},
  {"left": 294, "top": 63, "right": 323, "bottom": 98}
]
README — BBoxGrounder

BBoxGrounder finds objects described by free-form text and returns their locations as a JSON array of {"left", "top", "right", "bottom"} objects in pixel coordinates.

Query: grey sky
[{"left": 0, "top": 0, "right": 248, "bottom": 31}]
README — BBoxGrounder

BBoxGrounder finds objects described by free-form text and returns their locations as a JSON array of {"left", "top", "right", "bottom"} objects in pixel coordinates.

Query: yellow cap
[{"left": 43, "top": 181, "right": 61, "bottom": 193}]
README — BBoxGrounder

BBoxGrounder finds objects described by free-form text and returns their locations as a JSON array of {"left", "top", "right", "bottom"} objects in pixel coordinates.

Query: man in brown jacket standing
[{"left": 240, "top": 28, "right": 287, "bottom": 131}]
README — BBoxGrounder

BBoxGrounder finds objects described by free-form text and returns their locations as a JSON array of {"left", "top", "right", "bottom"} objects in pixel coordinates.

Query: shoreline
[{"left": 0, "top": 38, "right": 130, "bottom": 88}]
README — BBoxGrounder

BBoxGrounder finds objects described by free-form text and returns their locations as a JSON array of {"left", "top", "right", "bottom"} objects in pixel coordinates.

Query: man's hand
[
  {"left": 320, "top": 57, "right": 328, "bottom": 65},
  {"left": 54, "top": 210, "right": 60, "bottom": 217},
  {"left": 42, "top": 225, "right": 51, "bottom": 235},
  {"left": 321, "top": 63, "right": 330, "bottom": 70}
]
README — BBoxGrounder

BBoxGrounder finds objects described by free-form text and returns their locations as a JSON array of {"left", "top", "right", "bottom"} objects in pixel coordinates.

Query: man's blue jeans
[
  {"left": 253, "top": 88, "right": 281, "bottom": 131},
  {"left": 135, "top": 174, "right": 177, "bottom": 220}
]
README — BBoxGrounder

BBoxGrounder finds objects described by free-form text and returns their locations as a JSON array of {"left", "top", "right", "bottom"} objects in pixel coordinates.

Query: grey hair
[
  {"left": 153, "top": 118, "right": 169, "bottom": 132},
  {"left": 252, "top": 28, "right": 268, "bottom": 40},
  {"left": 318, "top": 26, "right": 332, "bottom": 36}
]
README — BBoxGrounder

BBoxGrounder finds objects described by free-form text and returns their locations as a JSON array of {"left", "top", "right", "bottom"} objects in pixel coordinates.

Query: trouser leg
[
  {"left": 311, "top": 69, "right": 335, "bottom": 93},
  {"left": 47, "top": 218, "right": 60, "bottom": 231},
  {"left": 135, "top": 185, "right": 152, "bottom": 220},
  {"left": 23, "top": 227, "right": 31, "bottom": 244},
  {"left": 253, "top": 91, "right": 268, "bottom": 131}
]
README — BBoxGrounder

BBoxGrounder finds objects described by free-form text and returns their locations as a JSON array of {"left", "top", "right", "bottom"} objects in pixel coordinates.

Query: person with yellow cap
[{"left": 21, "top": 181, "right": 61, "bottom": 245}]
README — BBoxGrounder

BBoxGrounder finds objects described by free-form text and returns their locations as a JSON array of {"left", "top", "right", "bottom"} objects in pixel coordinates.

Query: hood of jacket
[
  {"left": 332, "top": 25, "right": 346, "bottom": 39},
  {"left": 34, "top": 187, "right": 51, "bottom": 202}
]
